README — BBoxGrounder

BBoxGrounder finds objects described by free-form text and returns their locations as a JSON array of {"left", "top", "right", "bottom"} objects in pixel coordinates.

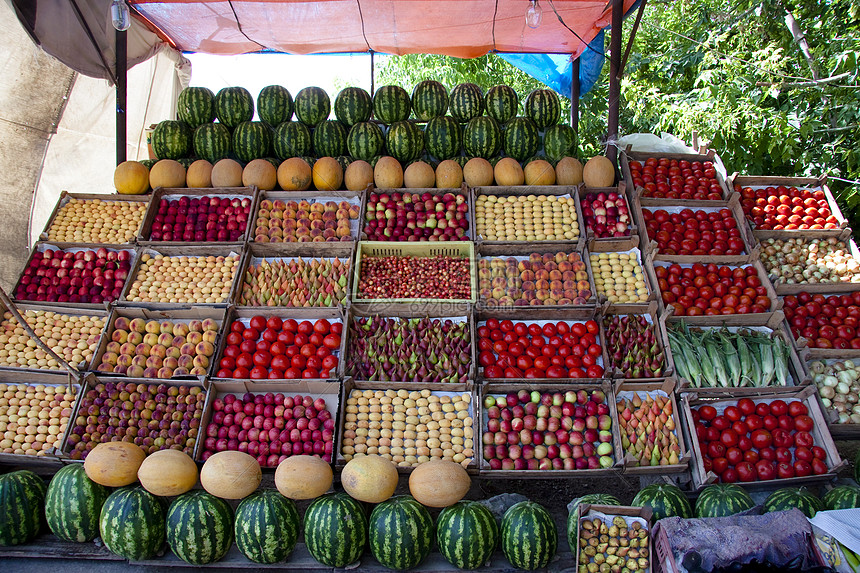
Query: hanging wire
[{"left": 545, "top": 0, "right": 605, "bottom": 57}]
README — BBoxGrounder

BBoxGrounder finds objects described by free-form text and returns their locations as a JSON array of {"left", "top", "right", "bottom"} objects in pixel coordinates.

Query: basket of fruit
[
  {"left": 39, "top": 191, "right": 151, "bottom": 246},
  {"left": 138, "top": 187, "right": 258, "bottom": 245},
  {"left": 576, "top": 505, "right": 653, "bottom": 573},
  {"left": 362, "top": 189, "right": 473, "bottom": 242},
  {"left": 590, "top": 247, "right": 655, "bottom": 314},
  {"left": 762, "top": 237, "right": 860, "bottom": 294},
  {"left": 252, "top": 190, "right": 363, "bottom": 249},
  {"left": 620, "top": 148, "right": 731, "bottom": 202},
  {"left": 784, "top": 291, "right": 860, "bottom": 360},
  {"left": 579, "top": 182, "right": 640, "bottom": 252},
  {"left": 603, "top": 303, "right": 673, "bottom": 381}
]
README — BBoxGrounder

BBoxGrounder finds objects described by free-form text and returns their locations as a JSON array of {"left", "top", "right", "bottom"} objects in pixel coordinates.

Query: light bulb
[
  {"left": 526, "top": 0, "right": 542, "bottom": 29},
  {"left": 110, "top": 0, "right": 131, "bottom": 32}
]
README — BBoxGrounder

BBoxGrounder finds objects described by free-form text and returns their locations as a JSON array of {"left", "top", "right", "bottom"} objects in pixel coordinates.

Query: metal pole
[
  {"left": 116, "top": 27, "right": 127, "bottom": 165},
  {"left": 370, "top": 51, "right": 375, "bottom": 95},
  {"left": 606, "top": 0, "right": 623, "bottom": 160},
  {"left": 570, "top": 57, "right": 580, "bottom": 145}
]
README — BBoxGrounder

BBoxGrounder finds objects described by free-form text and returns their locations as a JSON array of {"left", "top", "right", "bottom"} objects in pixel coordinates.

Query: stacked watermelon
[
  {"left": 695, "top": 483, "right": 755, "bottom": 518},
  {"left": 632, "top": 483, "right": 693, "bottom": 521},
  {"left": 0, "top": 470, "right": 46, "bottom": 546}
]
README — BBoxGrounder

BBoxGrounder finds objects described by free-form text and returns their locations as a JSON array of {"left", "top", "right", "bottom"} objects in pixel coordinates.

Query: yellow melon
[
  {"left": 463, "top": 157, "right": 494, "bottom": 187},
  {"left": 114, "top": 161, "right": 150, "bottom": 195},
  {"left": 374, "top": 156, "right": 404, "bottom": 189},
  {"left": 242, "top": 159, "right": 277, "bottom": 190},
  {"left": 137, "top": 449, "right": 198, "bottom": 496},
  {"left": 186, "top": 159, "right": 213, "bottom": 188},
  {"left": 83, "top": 442, "right": 146, "bottom": 487},
  {"left": 524, "top": 159, "right": 556, "bottom": 186},
  {"left": 408, "top": 460, "right": 471, "bottom": 508},
  {"left": 404, "top": 161, "right": 436, "bottom": 188},
  {"left": 436, "top": 160, "right": 464, "bottom": 189},
  {"left": 313, "top": 157, "right": 344, "bottom": 191},
  {"left": 345, "top": 160, "right": 374, "bottom": 191},
  {"left": 278, "top": 157, "right": 313, "bottom": 191},
  {"left": 200, "top": 450, "right": 262, "bottom": 499},
  {"left": 211, "top": 158, "right": 244, "bottom": 187},
  {"left": 341, "top": 454, "right": 398, "bottom": 503},
  {"left": 555, "top": 157, "right": 584, "bottom": 185},
  {"left": 494, "top": 157, "right": 525, "bottom": 186},
  {"left": 149, "top": 159, "right": 186, "bottom": 189},
  {"left": 583, "top": 155, "right": 616, "bottom": 187},
  {"left": 274, "top": 455, "right": 333, "bottom": 500}
]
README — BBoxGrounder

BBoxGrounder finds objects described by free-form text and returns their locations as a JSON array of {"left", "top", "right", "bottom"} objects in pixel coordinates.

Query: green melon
[
  {"left": 425, "top": 116, "right": 462, "bottom": 160},
  {"left": 763, "top": 487, "right": 823, "bottom": 518},
  {"left": 632, "top": 484, "right": 693, "bottom": 521},
  {"left": 373, "top": 85, "right": 411, "bottom": 125},
  {"left": 193, "top": 123, "right": 232, "bottom": 163},
  {"left": 347, "top": 121, "right": 385, "bottom": 162},
  {"left": 0, "top": 470, "right": 45, "bottom": 546},
  {"left": 449, "top": 83, "right": 485, "bottom": 123},
  {"left": 45, "top": 464, "right": 109, "bottom": 543},
  {"left": 485, "top": 85, "right": 518, "bottom": 124},
  {"left": 304, "top": 492, "right": 367, "bottom": 568},
  {"left": 503, "top": 116, "right": 540, "bottom": 162},
  {"left": 273, "top": 121, "right": 312, "bottom": 160},
  {"left": 387, "top": 120, "right": 424, "bottom": 164},
  {"left": 437, "top": 500, "right": 499, "bottom": 570},
  {"left": 524, "top": 88, "right": 561, "bottom": 129},
  {"left": 176, "top": 87, "right": 215, "bottom": 128},
  {"left": 695, "top": 483, "right": 755, "bottom": 518},
  {"left": 334, "top": 87, "right": 373, "bottom": 127},
  {"left": 566, "top": 493, "right": 621, "bottom": 553},
  {"left": 411, "top": 80, "right": 449, "bottom": 121},
  {"left": 823, "top": 485, "right": 860, "bottom": 510},
  {"left": 166, "top": 490, "right": 234, "bottom": 565},
  {"left": 257, "top": 85, "right": 293, "bottom": 126},
  {"left": 368, "top": 495, "right": 434, "bottom": 570},
  {"left": 214, "top": 86, "right": 254, "bottom": 129},
  {"left": 233, "top": 121, "right": 273, "bottom": 162},
  {"left": 235, "top": 489, "right": 300, "bottom": 564},
  {"left": 501, "top": 500, "right": 556, "bottom": 571},
  {"left": 152, "top": 120, "right": 192, "bottom": 160},
  {"left": 295, "top": 87, "right": 331, "bottom": 127},
  {"left": 335, "top": 155, "right": 354, "bottom": 172},
  {"left": 464, "top": 115, "right": 501, "bottom": 159},
  {"left": 313, "top": 120, "right": 348, "bottom": 158},
  {"left": 543, "top": 124, "right": 576, "bottom": 162},
  {"left": 99, "top": 486, "right": 166, "bottom": 560}
]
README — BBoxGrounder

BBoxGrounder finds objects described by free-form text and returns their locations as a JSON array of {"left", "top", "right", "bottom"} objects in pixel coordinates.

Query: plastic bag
[{"left": 609, "top": 132, "right": 728, "bottom": 179}]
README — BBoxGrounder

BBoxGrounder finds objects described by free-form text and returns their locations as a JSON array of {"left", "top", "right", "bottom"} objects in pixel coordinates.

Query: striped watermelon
[
  {"left": 464, "top": 116, "right": 501, "bottom": 158},
  {"left": 334, "top": 87, "right": 373, "bottom": 127},
  {"left": 763, "top": 487, "right": 823, "bottom": 518},
  {"left": 566, "top": 494, "right": 621, "bottom": 553},
  {"left": 304, "top": 492, "right": 367, "bottom": 568},
  {"left": 824, "top": 485, "right": 860, "bottom": 510},
  {"left": 387, "top": 121, "right": 424, "bottom": 163},
  {"left": 234, "top": 489, "right": 299, "bottom": 564},
  {"left": 335, "top": 156, "right": 354, "bottom": 171},
  {"left": 313, "top": 120, "right": 348, "bottom": 158},
  {"left": 152, "top": 120, "right": 192, "bottom": 160},
  {"left": 295, "top": 87, "right": 331, "bottom": 127},
  {"left": 449, "top": 83, "right": 485, "bottom": 123},
  {"left": 453, "top": 155, "right": 470, "bottom": 168},
  {"left": 176, "top": 157, "right": 196, "bottom": 169},
  {"left": 425, "top": 116, "right": 463, "bottom": 160},
  {"left": 233, "top": 121, "right": 273, "bottom": 162},
  {"left": 214, "top": 86, "right": 254, "bottom": 129},
  {"left": 695, "top": 483, "right": 755, "bottom": 518},
  {"left": 99, "top": 486, "right": 165, "bottom": 560},
  {"left": 140, "top": 159, "right": 157, "bottom": 170},
  {"left": 485, "top": 85, "right": 518, "bottom": 124},
  {"left": 524, "top": 89, "right": 561, "bottom": 128},
  {"left": 368, "top": 495, "right": 434, "bottom": 570},
  {"left": 257, "top": 85, "right": 293, "bottom": 126},
  {"left": 193, "top": 123, "right": 232, "bottom": 163},
  {"left": 543, "top": 124, "right": 576, "bottom": 162},
  {"left": 412, "top": 80, "right": 449, "bottom": 120},
  {"left": 264, "top": 157, "right": 281, "bottom": 169},
  {"left": 501, "top": 500, "right": 557, "bottom": 571},
  {"left": 274, "top": 121, "right": 312, "bottom": 160},
  {"left": 503, "top": 117, "right": 539, "bottom": 161},
  {"left": 176, "top": 87, "right": 215, "bottom": 128},
  {"left": 301, "top": 156, "right": 316, "bottom": 168},
  {"left": 437, "top": 500, "right": 499, "bottom": 570},
  {"left": 167, "top": 490, "right": 234, "bottom": 565},
  {"left": 347, "top": 121, "right": 385, "bottom": 162},
  {"left": 632, "top": 484, "right": 693, "bottom": 521},
  {"left": 0, "top": 470, "right": 45, "bottom": 546},
  {"left": 373, "top": 85, "right": 411, "bottom": 125},
  {"left": 45, "top": 464, "right": 109, "bottom": 543}
]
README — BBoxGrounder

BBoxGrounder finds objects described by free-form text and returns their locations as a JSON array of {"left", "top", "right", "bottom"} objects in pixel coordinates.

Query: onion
[
  {"left": 820, "top": 386, "right": 836, "bottom": 400},
  {"left": 837, "top": 381, "right": 852, "bottom": 395}
]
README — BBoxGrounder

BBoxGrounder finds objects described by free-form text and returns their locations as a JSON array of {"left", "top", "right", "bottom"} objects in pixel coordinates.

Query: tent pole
[
  {"left": 570, "top": 57, "right": 580, "bottom": 144},
  {"left": 606, "top": 0, "right": 623, "bottom": 160},
  {"left": 370, "top": 51, "right": 375, "bottom": 95},
  {"left": 116, "top": 28, "right": 127, "bottom": 166}
]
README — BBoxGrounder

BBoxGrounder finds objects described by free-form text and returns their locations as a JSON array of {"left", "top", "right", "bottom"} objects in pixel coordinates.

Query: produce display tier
[
  {"left": 782, "top": 290, "right": 860, "bottom": 361},
  {"left": 619, "top": 148, "right": 733, "bottom": 203},
  {"left": 762, "top": 236, "right": 860, "bottom": 295},
  {"left": 575, "top": 504, "right": 654, "bottom": 573},
  {"left": 603, "top": 303, "right": 674, "bottom": 382},
  {"left": 252, "top": 189, "right": 364, "bottom": 249},
  {"left": 38, "top": 191, "right": 151, "bottom": 246},
  {"left": 577, "top": 182, "right": 640, "bottom": 252},
  {"left": 362, "top": 187, "right": 475, "bottom": 243},
  {"left": 589, "top": 245, "right": 656, "bottom": 314}
]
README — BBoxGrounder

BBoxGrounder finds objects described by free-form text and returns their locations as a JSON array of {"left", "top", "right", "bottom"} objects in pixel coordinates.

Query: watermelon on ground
[
  {"left": 449, "top": 83, "right": 485, "bottom": 123},
  {"left": 152, "top": 120, "right": 192, "bottom": 160},
  {"left": 763, "top": 487, "right": 823, "bottom": 518},
  {"left": 486, "top": 85, "right": 518, "bottom": 124},
  {"left": 386, "top": 121, "right": 424, "bottom": 164},
  {"left": 823, "top": 485, "right": 860, "bottom": 510},
  {"left": 373, "top": 85, "right": 411, "bottom": 125},
  {"left": 524, "top": 89, "right": 561, "bottom": 129},
  {"left": 566, "top": 493, "right": 621, "bottom": 552},
  {"left": 368, "top": 495, "right": 434, "bottom": 570},
  {"left": 334, "top": 87, "right": 373, "bottom": 127},
  {"left": 233, "top": 121, "right": 273, "bottom": 162},
  {"left": 501, "top": 500, "right": 557, "bottom": 571},
  {"left": 295, "top": 87, "right": 331, "bottom": 127},
  {"left": 632, "top": 484, "right": 693, "bottom": 521},
  {"left": 0, "top": 470, "right": 45, "bottom": 547},
  {"left": 214, "top": 86, "right": 254, "bottom": 129},
  {"left": 99, "top": 486, "right": 166, "bottom": 560},
  {"left": 45, "top": 464, "right": 109, "bottom": 543},
  {"left": 167, "top": 490, "right": 234, "bottom": 565},
  {"left": 437, "top": 500, "right": 499, "bottom": 570},
  {"left": 464, "top": 116, "right": 501, "bottom": 159},
  {"left": 176, "top": 87, "right": 215, "bottom": 128},
  {"left": 411, "top": 80, "right": 448, "bottom": 121},
  {"left": 304, "top": 492, "right": 367, "bottom": 568},
  {"left": 425, "top": 116, "right": 463, "bottom": 160},
  {"left": 347, "top": 121, "right": 385, "bottom": 162},
  {"left": 503, "top": 116, "right": 540, "bottom": 162},
  {"left": 193, "top": 123, "right": 232, "bottom": 163},
  {"left": 695, "top": 483, "right": 755, "bottom": 518},
  {"left": 234, "top": 489, "right": 300, "bottom": 564},
  {"left": 257, "top": 85, "right": 293, "bottom": 126}
]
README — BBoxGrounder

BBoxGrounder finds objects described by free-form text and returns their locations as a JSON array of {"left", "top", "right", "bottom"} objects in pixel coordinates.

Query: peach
[
  {"left": 190, "top": 366, "right": 207, "bottom": 376},
  {"left": 564, "top": 289, "right": 578, "bottom": 300},
  {"left": 545, "top": 261, "right": 558, "bottom": 272},
  {"left": 535, "top": 269, "right": 550, "bottom": 281},
  {"left": 150, "top": 344, "right": 167, "bottom": 359},
  {"left": 163, "top": 356, "right": 179, "bottom": 370},
  {"left": 156, "top": 367, "right": 174, "bottom": 379},
  {"left": 542, "top": 253, "right": 554, "bottom": 263},
  {"left": 193, "top": 355, "right": 210, "bottom": 369},
  {"left": 172, "top": 323, "right": 189, "bottom": 337},
  {"left": 202, "top": 318, "right": 218, "bottom": 332},
  {"left": 549, "top": 269, "right": 563, "bottom": 281},
  {"left": 196, "top": 341, "right": 214, "bottom": 356},
  {"left": 116, "top": 354, "right": 133, "bottom": 368},
  {"left": 259, "top": 199, "right": 273, "bottom": 210},
  {"left": 491, "top": 287, "right": 505, "bottom": 299},
  {"left": 324, "top": 200, "right": 337, "bottom": 212},
  {"left": 145, "top": 355, "right": 163, "bottom": 369},
  {"left": 562, "top": 271, "right": 576, "bottom": 281},
  {"left": 348, "top": 205, "right": 360, "bottom": 218},
  {"left": 129, "top": 318, "right": 147, "bottom": 333},
  {"left": 114, "top": 317, "right": 131, "bottom": 331},
  {"left": 186, "top": 332, "right": 203, "bottom": 345},
  {"left": 549, "top": 280, "right": 563, "bottom": 291},
  {"left": 576, "top": 270, "right": 589, "bottom": 281},
  {"left": 323, "top": 229, "right": 336, "bottom": 239},
  {"left": 558, "top": 261, "right": 572, "bottom": 272},
  {"left": 166, "top": 346, "right": 181, "bottom": 360},
  {"left": 126, "top": 365, "right": 144, "bottom": 377},
  {"left": 106, "top": 341, "right": 122, "bottom": 355},
  {"left": 177, "top": 354, "right": 194, "bottom": 369},
  {"left": 131, "top": 355, "right": 148, "bottom": 368},
  {"left": 568, "top": 253, "right": 581, "bottom": 262},
  {"left": 135, "top": 343, "right": 152, "bottom": 356},
  {"left": 102, "top": 352, "right": 119, "bottom": 366},
  {"left": 529, "top": 253, "right": 542, "bottom": 264},
  {"left": 111, "top": 330, "right": 129, "bottom": 344},
  {"left": 577, "top": 280, "right": 591, "bottom": 291},
  {"left": 578, "top": 289, "right": 592, "bottom": 299},
  {"left": 171, "top": 335, "right": 186, "bottom": 348},
  {"left": 535, "top": 279, "right": 550, "bottom": 290},
  {"left": 180, "top": 343, "right": 197, "bottom": 356},
  {"left": 522, "top": 281, "right": 535, "bottom": 291},
  {"left": 571, "top": 261, "right": 586, "bottom": 272},
  {"left": 518, "top": 261, "right": 531, "bottom": 272},
  {"left": 158, "top": 333, "right": 174, "bottom": 348},
  {"left": 143, "top": 333, "right": 159, "bottom": 347},
  {"left": 555, "top": 252, "right": 567, "bottom": 263},
  {"left": 479, "top": 288, "right": 493, "bottom": 298},
  {"left": 202, "top": 330, "right": 218, "bottom": 345},
  {"left": 255, "top": 235, "right": 270, "bottom": 243},
  {"left": 520, "top": 270, "right": 535, "bottom": 282},
  {"left": 119, "top": 342, "right": 136, "bottom": 356},
  {"left": 536, "top": 289, "right": 550, "bottom": 301}
]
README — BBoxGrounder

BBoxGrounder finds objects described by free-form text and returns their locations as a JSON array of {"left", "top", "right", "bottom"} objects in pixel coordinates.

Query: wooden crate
[
  {"left": 804, "top": 358, "right": 860, "bottom": 439},
  {"left": 679, "top": 385, "right": 846, "bottom": 491},
  {"left": 478, "top": 381, "right": 623, "bottom": 477},
  {"left": 615, "top": 379, "right": 689, "bottom": 474},
  {"left": 137, "top": 187, "right": 259, "bottom": 246},
  {"left": 788, "top": 291, "right": 860, "bottom": 361},
  {"left": 578, "top": 181, "right": 640, "bottom": 252},
  {"left": 39, "top": 191, "right": 152, "bottom": 245},
  {"left": 603, "top": 301, "right": 675, "bottom": 382},
  {"left": 335, "top": 378, "right": 477, "bottom": 474},
  {"left": 620, "top": 148, "right": 732, "bottom": 203},
  {"left": 12, "top": 243, "right": 137, "bottom": 312},
  {"left": 362, "top": 185, "right": 475, "bottom": 242},
  {"left": 589, "top": 245, "right": 656, "bottom": 315},
  {"left": 576, "top": 504, "right": 653, "bottom": 573},
  {"left": 766, "top": 237, "right": 860, "bottom": 295}
]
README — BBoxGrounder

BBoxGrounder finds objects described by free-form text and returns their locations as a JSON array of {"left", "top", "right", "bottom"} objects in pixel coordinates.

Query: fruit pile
[
  {"left": 124, "top": 253, "right": 240, "bottom": 304},
  {"left": 603, "top": 315, "right": 666, "bottom": 378},
  {"left": 482, "top": 389, "right": 614, "bottom": 471},
  {"left": 478, "top": 252, "right": 592, "bottom": 307},
  {"left": 216, "top": 317, "right": 341, "bottom": 380},
  {"left": 577, "top": 515, "right": 650, "bottom": 572},
  {"left": 581, "top": 190, "right": 630, "bottom": 238},
  {"left": 738, "top": 184, "right": 841, "bottom": 230},
  {"left": 95, "top": 317, "right": 219, "bottom": 378},
  {"left": 478, "top": 319, "right": 604, "bottom": 379},
  {"left": 617, "top": 392, "right": 681, "bottom": 466},
  {"left": 238, "top": 257, "right": 349, "bottom": 307},
  {"left": 0, "top": 310, "right": 104, "bottom": 370},
  {"left": 45, "top": 197, "right": 147, "bottom": 244},
  {"left": 148, "top": 196, "right": 252, "bottom": 242},
  {"left": 341, "top": 388, "right": 474, "bottom": 467},
  {"left": 809, "top": 359, "right": 860, "bottom": 424},
  {"left": 760, "top": 237, "right": 860, "bottom": 286},
  {"left": 16, "top": 248, "right": 133, "bottom": 304},
  {"left": 0, "top": 383, "right": 75, "bottom": 456},
  {"left": 654, "top": 263, "right": 772, "bottom": 316},
  {"left": 784, "top": 292, "right": 860, "bottom": 349},
  {"left": 642, "top": 208, "right": 746, "bottom": 256},
  {"left": 590, "top": 252, "right": 650, "bottom": 304},
  {"left": 364, "top": 191, "right": 470, "bottom": 241},
  {"left": 357, "top": 255, "right": 471, "bottom": 300},
  {"left": 65, "top": 380, "right": 205, "bottom": 459},
  {"left": 202, "top": 393, "right": 335, "bottom": 467},
  {"left": 692, "top": 398, "right": 830, "bottom": 482},
  {"left": 628, "top": 157, "right": 723, "bottom": 200},
  {"left": 475, "top": 194, "right": 579, "bottom": 241},
  {"left": 253, "top": 198, "right": 358, "bottom": 243},
  {"left": 345, "top": 316, "right": 470, "bottom": 383}
]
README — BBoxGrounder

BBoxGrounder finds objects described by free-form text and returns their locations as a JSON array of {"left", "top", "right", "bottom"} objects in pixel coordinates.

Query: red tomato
[
  {"left": 720, "top": 429, "right": 739, "bottom": 448},
  {"left": 330, "top": 322, "right": 343, "bottom": 336},
  {"left": 725, "top": 447, "right": 743, "bottom": 465},
  {"left": 541, "top": 323, "right": 556, "bottom": 337},
  {"left": 750, "top": 429, "right": 772, "bottom": 449},
  {"left": 249, "top": 315, "right": 267, "bottom": 331},
  {"left": 706, "top": 427, "right": 721, "bottom": 442},
  {"left": 744, "top": 415, "right": 763, "bottom": 432},
  {"left": 297, "top": 320, "right": 314, "bottom": 335},
  {"left": 736, "top": 461, "right": 757, "bottom": 482},
  {"left": 321, "top": 354, "right": 338, "bottom": 371},
  {"left": 759, "top": 447, "right": 776, "bottom": 461},
  {"left": 699, "top": 405, "right": 717, "bottom": 421},
  {"left": 794, "top": 446, "right": 814, "bottom": 462},
  {"left": 306, "top": 356, "right": 322, "bottom": 370},
  {"left": 772, "top": 428, "right": 793, "bottom": 448},
  {"left": 794, "top": 415, "right": 814, "bottom": 432},
  {"left": 793, "top": 460, "right": 813, "bottom": 477},
  {"left": 708, "top": 442, "right": 726, "bottom": 459},
  {"left": 711, "top": 416, "right": 730, "bottom": 431},
  {"left": 484, "top": 365, "right": 503, "bottom": 378},
  {"left": 812, "top": 446, "right": 827, "bottom": 460},
  {"left": 242, "top": 328, "right": 260, "bottom": 341},
  {"left": 239, "top": 339, "right": 256, "bottom": 354},
  {"left": 777, "top": 462, "right": 795, "bottom": 479},
  {"left": 500, "top": 319, "right": 514, "bottom": 332},
  {"left": 302, "top": 368, "right": 320, "bottom": 379},
  {"left": 291, "top": 354, "right": 307, "bottom": 369},
  {"left": 724, "top": 406, "right": 742, "bottom": 422},
  {"left": 585, "top": 320, "right": 599, "bottom": 334},
  {"left": 216, "top": 368, "right": 232, "bottom": 378},
  {"left": 252, "top": 351, "right": 272, "bottom": 368},
  {"left": 546, "top": 365, "right": 567, "bottom": 378},
  {"left": 755, "top": 402, "right": 771, "bottom": 416},
  {"left": 812, "top": 458, "right": 829, "bottom": 475},
  {"left": 516, "top": 355, "right": 533, "bottom": 371},
  {"left": 527, "top": 323, "right": 543, "bottom": 336},
  {"left": 586, "top": 364, "right": 604, "bottom": 378},
  {"left": 731, "top": 421, "right": 748, "bottom": 437},
  {"left": 308, "top": 332, "right": 324, "bottom": 348},
  {"left": 223, "top": 345, "right": 240, "bottom": 359},
  {"left": 775, "top": 447, "right": 793, "bottom": 464},
  {"left": 230, "top": 321, "right": 245, "bottom": 333},
  {"left": 777, "top": 415, "right": 795, "bottom": 431},
  {"left": 232, "top": 366, "right": 250, "bottom": 379},
  {"left": 236, "top": 353, "right": 254, "bottom": 369},
  {"left": 226, "top": 331, "right": 243, "bottom": 346},
  {"left": 769, "top": 400, "right": 788, "bottom": 416},
  {"left": 737, "top": 435, "right": 753, "bottom": 451},
  {"left": 323, "top": 334, "right": 341, "bottom": 350},
  {"left": 249, "top": 366, "right": 268, "bottom": 380},
  {"left": 762, "top": 415, "right": 779, "bottom": 431},
  {"left": 271, "top": 355, "right": 289, "bottom": 371},
  {"left": 755, "top": 460, "right": 776, "bottom": 481},
  {"left": 261, "top": 328, "right": 279, "bottom": 343},
  {"left": 721, "top": 468, "right": 739, "bottom": 483},
  {"left": 794, "top": 430, "right": 814, "bottom": 448},
  {"left": 737, "top": 398, "right": 756, "bottom": 416},
  {"left": 712, "top": 456, "right": 729, "bottom": 474},
  {"left": 219, "top": 356, "right": 235, "bottom": 370},
  {"left": 277, "top": 331, "right": 295, "bottom": 345}
]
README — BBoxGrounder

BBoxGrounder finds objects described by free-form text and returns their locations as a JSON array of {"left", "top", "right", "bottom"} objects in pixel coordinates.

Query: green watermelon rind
[
  {"left": 304, "top": 492, "right": 367, "bottom": 568},
  {"left": 232, "top": 121, "right": 273, "bottom": 163},
  {"left": 502, "top": 117, "right": 540, "bottom": 162},
  {"left": 694, "top": 483, "right": 755, "bottom": 518},
  {"left": 763, "top": 487, "right": 823, "bottom": 518},
  {"left": 166, "top": 490, "right": 234, "bottom": 565},
  {"left": 373, "top": 85, "right": 412, "bottom": 125},
  {"left": 294, "top": 87, "right": 331, "bottom": 128},
  {"left": 485, "top": 85, "right": 518, "bottom": 124},
  {"left": 437, "top": 500, "right": 499, "bottom": 570},
  {"left": 501, "top": 500, "right": 557, "bottom": 571},
  {"left": 631, "top": 484, "right": 693, "bottom": 522},
  {"left": 368, "top": 495, "right": 434, "bottom": 571},
  {"left": 193, "top": 123, "right": 232, "bottom": 164},
  {"left": 543, "top": 124, "right": 576, "bottom": 162},
  {"left": 45, "top": 465, "right": 109, "bottom": 543},
  {"left": 0, "top": 470, "right": 46, "bottom": 547},
  {"left": 257, "top": 85, "right": 294, "bottom": 126},
  {"left": 214, "top": 86, "right": 254, "bottom": 129},
  {"left": 234, "top": 489, "right": 300, "bottom": 564},
  {"left": 411, "top": 80, "right": 449, "bottom": 121},
  {"left": 152, "top": 120, "right": 192, "bottom": 160},
  {"left": 313, "top": 120, "right": 348, "bottom": 158},
  {"left": 386, "top": 121, "right": 424, "bottom": 164},
  {"left": 464, "top": 115, "right": 502, "bottom": 159},
  {"left": 449, "top": 83, "right": 485, "bottom": 123},
  {"left": 99, "top": 486, "right": 166, "bottom": 561},
  {"left": 524, "top": 88, "right": 562, "bottom": 129},
  {"left": 176, "top": 87, "right": 216, "bottom": 129},
  {"left": 273, "top": 121, "right": 312, "bottom": 160},
  {"left": 425, "top": 116, "right": 463, "bottom": 161},
  {"left": 347, "top": 121, "right": 385, "bottom": 162},
  {"left": 823, "top": 485, "right": 860, "bottom": 510},
  {"left": 566, "top": 493, "right": 621, "bottom": 553},
  {"left": 334, "top": 87, "right": 373, "bottom": 127}
]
